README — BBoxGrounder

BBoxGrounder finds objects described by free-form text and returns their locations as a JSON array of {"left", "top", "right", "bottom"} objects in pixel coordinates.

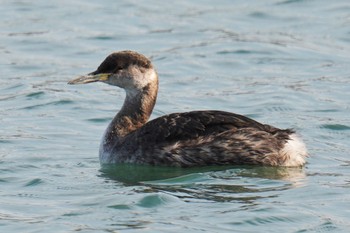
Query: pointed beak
[{"left": 68, "top": 73, "right": 111, "bottom": 85}]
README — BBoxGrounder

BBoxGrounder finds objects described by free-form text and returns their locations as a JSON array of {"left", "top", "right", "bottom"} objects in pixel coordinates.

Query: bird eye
[{"left": 115, "top": 67, "right": 123, "bottom": 72}]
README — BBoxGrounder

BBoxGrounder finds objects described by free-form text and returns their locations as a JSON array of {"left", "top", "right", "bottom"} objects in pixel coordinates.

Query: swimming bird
[{"left": 68, "top": 50, "right": 308, "bottom": 167}]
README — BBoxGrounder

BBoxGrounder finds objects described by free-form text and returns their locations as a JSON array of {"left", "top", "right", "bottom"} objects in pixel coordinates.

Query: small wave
[
  {"left": 136, "top": 193, "right": 180, "bottom": 208},
  {"left": 321, "top": 124, "right": 350, "bottom": 131},
  {"left": 21, "top": 99, "right": 74, "bottom": 110},
  {"left": 24, "top": 178, "right": 44, "bottom": 187}
]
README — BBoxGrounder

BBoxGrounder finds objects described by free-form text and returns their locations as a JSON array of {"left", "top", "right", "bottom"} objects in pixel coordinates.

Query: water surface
[{"left": 1, "top": 0, "right": 350, "bottom": 232}]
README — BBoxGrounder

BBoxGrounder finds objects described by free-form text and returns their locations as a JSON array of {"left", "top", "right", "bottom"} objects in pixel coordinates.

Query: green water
[{"left": 1, "top": 0, "right": 350, "bottom": 232}]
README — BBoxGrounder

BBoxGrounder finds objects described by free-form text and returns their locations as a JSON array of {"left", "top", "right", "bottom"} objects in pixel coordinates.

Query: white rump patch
[{"left": 281, "top": 133, "right": 308, "bottom": 167}]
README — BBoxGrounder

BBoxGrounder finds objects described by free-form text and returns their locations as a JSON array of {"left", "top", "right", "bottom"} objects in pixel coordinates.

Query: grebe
[{"left": 68, "top": 50, "right": 308, "bottom": 167}]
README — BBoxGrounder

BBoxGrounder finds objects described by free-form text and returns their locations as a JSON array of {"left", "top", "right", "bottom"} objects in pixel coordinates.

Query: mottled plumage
[{"left": 68, "top": 50, "right": 308, "bottom": 167}]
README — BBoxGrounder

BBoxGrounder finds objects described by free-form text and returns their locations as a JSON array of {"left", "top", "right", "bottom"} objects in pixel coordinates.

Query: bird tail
[{"left": 280, "top": 133, "right": 308, "bottom": 167}]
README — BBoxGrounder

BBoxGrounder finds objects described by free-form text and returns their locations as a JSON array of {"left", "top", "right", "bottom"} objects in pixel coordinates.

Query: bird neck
[{"left": 102, "top": 80, "right": 158, "bottom": 150}]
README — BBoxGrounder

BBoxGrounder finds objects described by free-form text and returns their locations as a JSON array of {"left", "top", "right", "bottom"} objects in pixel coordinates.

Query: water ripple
[
  {"left": 21, "top": 99, "right": 74, "bottom": 110},
  {"left": 136, "top": 193, "right": 180, "bottom": 208},
  {"left": 321, "top": 124, "right": 350, "bottom": 131},
  {"left": 24, "top": 178, "right": 44, "bottom": 187}
]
